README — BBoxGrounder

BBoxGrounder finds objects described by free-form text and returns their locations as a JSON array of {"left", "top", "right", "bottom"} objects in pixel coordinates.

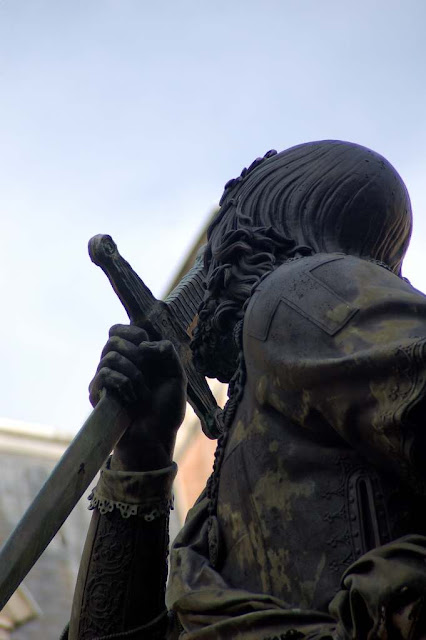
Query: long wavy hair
[{"left": 191, "top": 141, "right": 412, "bottom": 382}]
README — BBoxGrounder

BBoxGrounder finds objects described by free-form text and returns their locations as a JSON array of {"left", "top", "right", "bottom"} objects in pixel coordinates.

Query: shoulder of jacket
[
  {"left": 255, "top": 252, "right": 413, "bottom": 297},
  {"left": 252, "top": 253, "right": 351, "bottom": 302},
  {"left": 245, "top": 254, "right": 400, "bottom": 341},
  {"left": 258, "top": 253, "right": 370, "bottom": 287}
]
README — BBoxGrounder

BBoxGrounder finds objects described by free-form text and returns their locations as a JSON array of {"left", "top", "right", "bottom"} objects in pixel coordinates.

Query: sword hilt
[
  {"left": 89, "top": 234, "right": 157, "bottom": 325},
  {"left": 89, "top": 234, "right": 222, "bottom": 439}
]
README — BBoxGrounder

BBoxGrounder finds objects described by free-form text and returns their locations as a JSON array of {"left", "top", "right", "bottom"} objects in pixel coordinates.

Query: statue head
[{"left": 192, "top": 140, "right": 412, "bottom": 382}]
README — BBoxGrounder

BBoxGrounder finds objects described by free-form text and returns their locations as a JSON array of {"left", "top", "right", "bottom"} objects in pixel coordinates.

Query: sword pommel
[
  {"left": 88, "top": 234, "right": 118, "bottom": 267},
  {"left": 88, "top": 234, "right": 158, "bottom": 325}
]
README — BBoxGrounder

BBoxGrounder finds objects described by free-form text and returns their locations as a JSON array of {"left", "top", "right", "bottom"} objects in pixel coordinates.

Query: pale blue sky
[{"left": 0, "top": 0, "right": 425, "bottom": 433}]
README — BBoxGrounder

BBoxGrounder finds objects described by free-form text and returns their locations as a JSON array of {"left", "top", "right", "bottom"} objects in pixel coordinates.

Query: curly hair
[{"left": 192, "top": 225, "right": 312, "bottom": 382}]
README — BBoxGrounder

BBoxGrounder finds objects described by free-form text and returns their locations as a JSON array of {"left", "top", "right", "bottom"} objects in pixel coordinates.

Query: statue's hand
[{"left": 89, "top": 324, "right": 187, "bottom": 471}]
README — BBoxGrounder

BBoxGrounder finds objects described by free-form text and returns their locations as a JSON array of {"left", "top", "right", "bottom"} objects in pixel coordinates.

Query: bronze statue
[{"left": 68, "top": 141, "right": 426, "bottom": 639}]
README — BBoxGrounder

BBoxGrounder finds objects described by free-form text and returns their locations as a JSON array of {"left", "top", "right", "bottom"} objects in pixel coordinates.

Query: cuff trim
[
  {"left": 87, "top": 459, "right": 177, "bottom": 520},
  {"left": 88, "top": 488, "right": 173, "bottom": 520}
]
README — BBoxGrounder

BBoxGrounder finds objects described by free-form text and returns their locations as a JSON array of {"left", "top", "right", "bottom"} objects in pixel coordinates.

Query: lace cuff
[{"left": 88, "top": 460, "right": 177, "bottom": 520}]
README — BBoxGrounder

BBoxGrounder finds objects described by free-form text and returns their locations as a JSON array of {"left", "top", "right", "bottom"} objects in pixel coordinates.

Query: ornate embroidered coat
[{"left": 167, "top": 254, "right": 426, "bottom": 638}]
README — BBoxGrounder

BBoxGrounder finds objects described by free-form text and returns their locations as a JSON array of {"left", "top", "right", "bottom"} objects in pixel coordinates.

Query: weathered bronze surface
[{"left": 70, "top": 141, "right": 426, "bottom": 639}]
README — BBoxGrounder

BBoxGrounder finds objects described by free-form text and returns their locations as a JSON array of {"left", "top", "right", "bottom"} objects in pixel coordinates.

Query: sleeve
[
  {"left": 69, "top": 462, "right": 177, "bottom": 640},
  {"left": 243, "top": 255, "right": 426, "bottom": 491},
  {"left": 88, "top": 458, "right": 177, "bottom": 519}
]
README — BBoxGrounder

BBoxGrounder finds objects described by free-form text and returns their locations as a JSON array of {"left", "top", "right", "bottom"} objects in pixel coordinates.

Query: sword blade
[{"left": 0, "top": 393, "right": 129, "bottom": 610}]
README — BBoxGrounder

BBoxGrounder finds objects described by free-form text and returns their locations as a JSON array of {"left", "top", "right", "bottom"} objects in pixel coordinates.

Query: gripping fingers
[
  {"left": 89, "top": 351, "right": 149, "bottom": 407},
  {"left": 101, "top": 335, "right": 142, "bottom": 365},
  {"left": 89, "top": 368, "right": 140, "bottom": 407},
  {"left": 97, "top": 350, "right": 144, "bottom": 382},
  {"left": 138, "top": 340, "right": 186, "bottom": 380},
  {"left": 109, "top": 324, "right": 149, "bottom": 346}
]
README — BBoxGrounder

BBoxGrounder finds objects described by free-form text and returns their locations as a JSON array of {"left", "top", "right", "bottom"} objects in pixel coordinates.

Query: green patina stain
[
  {"left": 219, "top": 501, "right": 246, "bottom": 545},
  {"left": 253, "top": 467, "right": 314, "bottom": 523},
  {"left": 269, "top": 440, "right": 279, "bottom": 453},
  {"left": 230, "top": 418, "right": 248, "bottom": 445},
  {"left": 256, "top": 375, "right": 269, "bottom": 404},
  {"left": 300, "top": 553, "right": 327, "bottom": 607},
  {"left": 251, "top": 408, "right": 268, "bottom": 435},
  {"left": 248, "top": 519, "right": 271, "bottom": 593},
  {"left": 267, "top": 547, "right": 292, "bottom": 594},
  {"left": 325, "top": 301, "right": 354, "bottom": 326}
]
